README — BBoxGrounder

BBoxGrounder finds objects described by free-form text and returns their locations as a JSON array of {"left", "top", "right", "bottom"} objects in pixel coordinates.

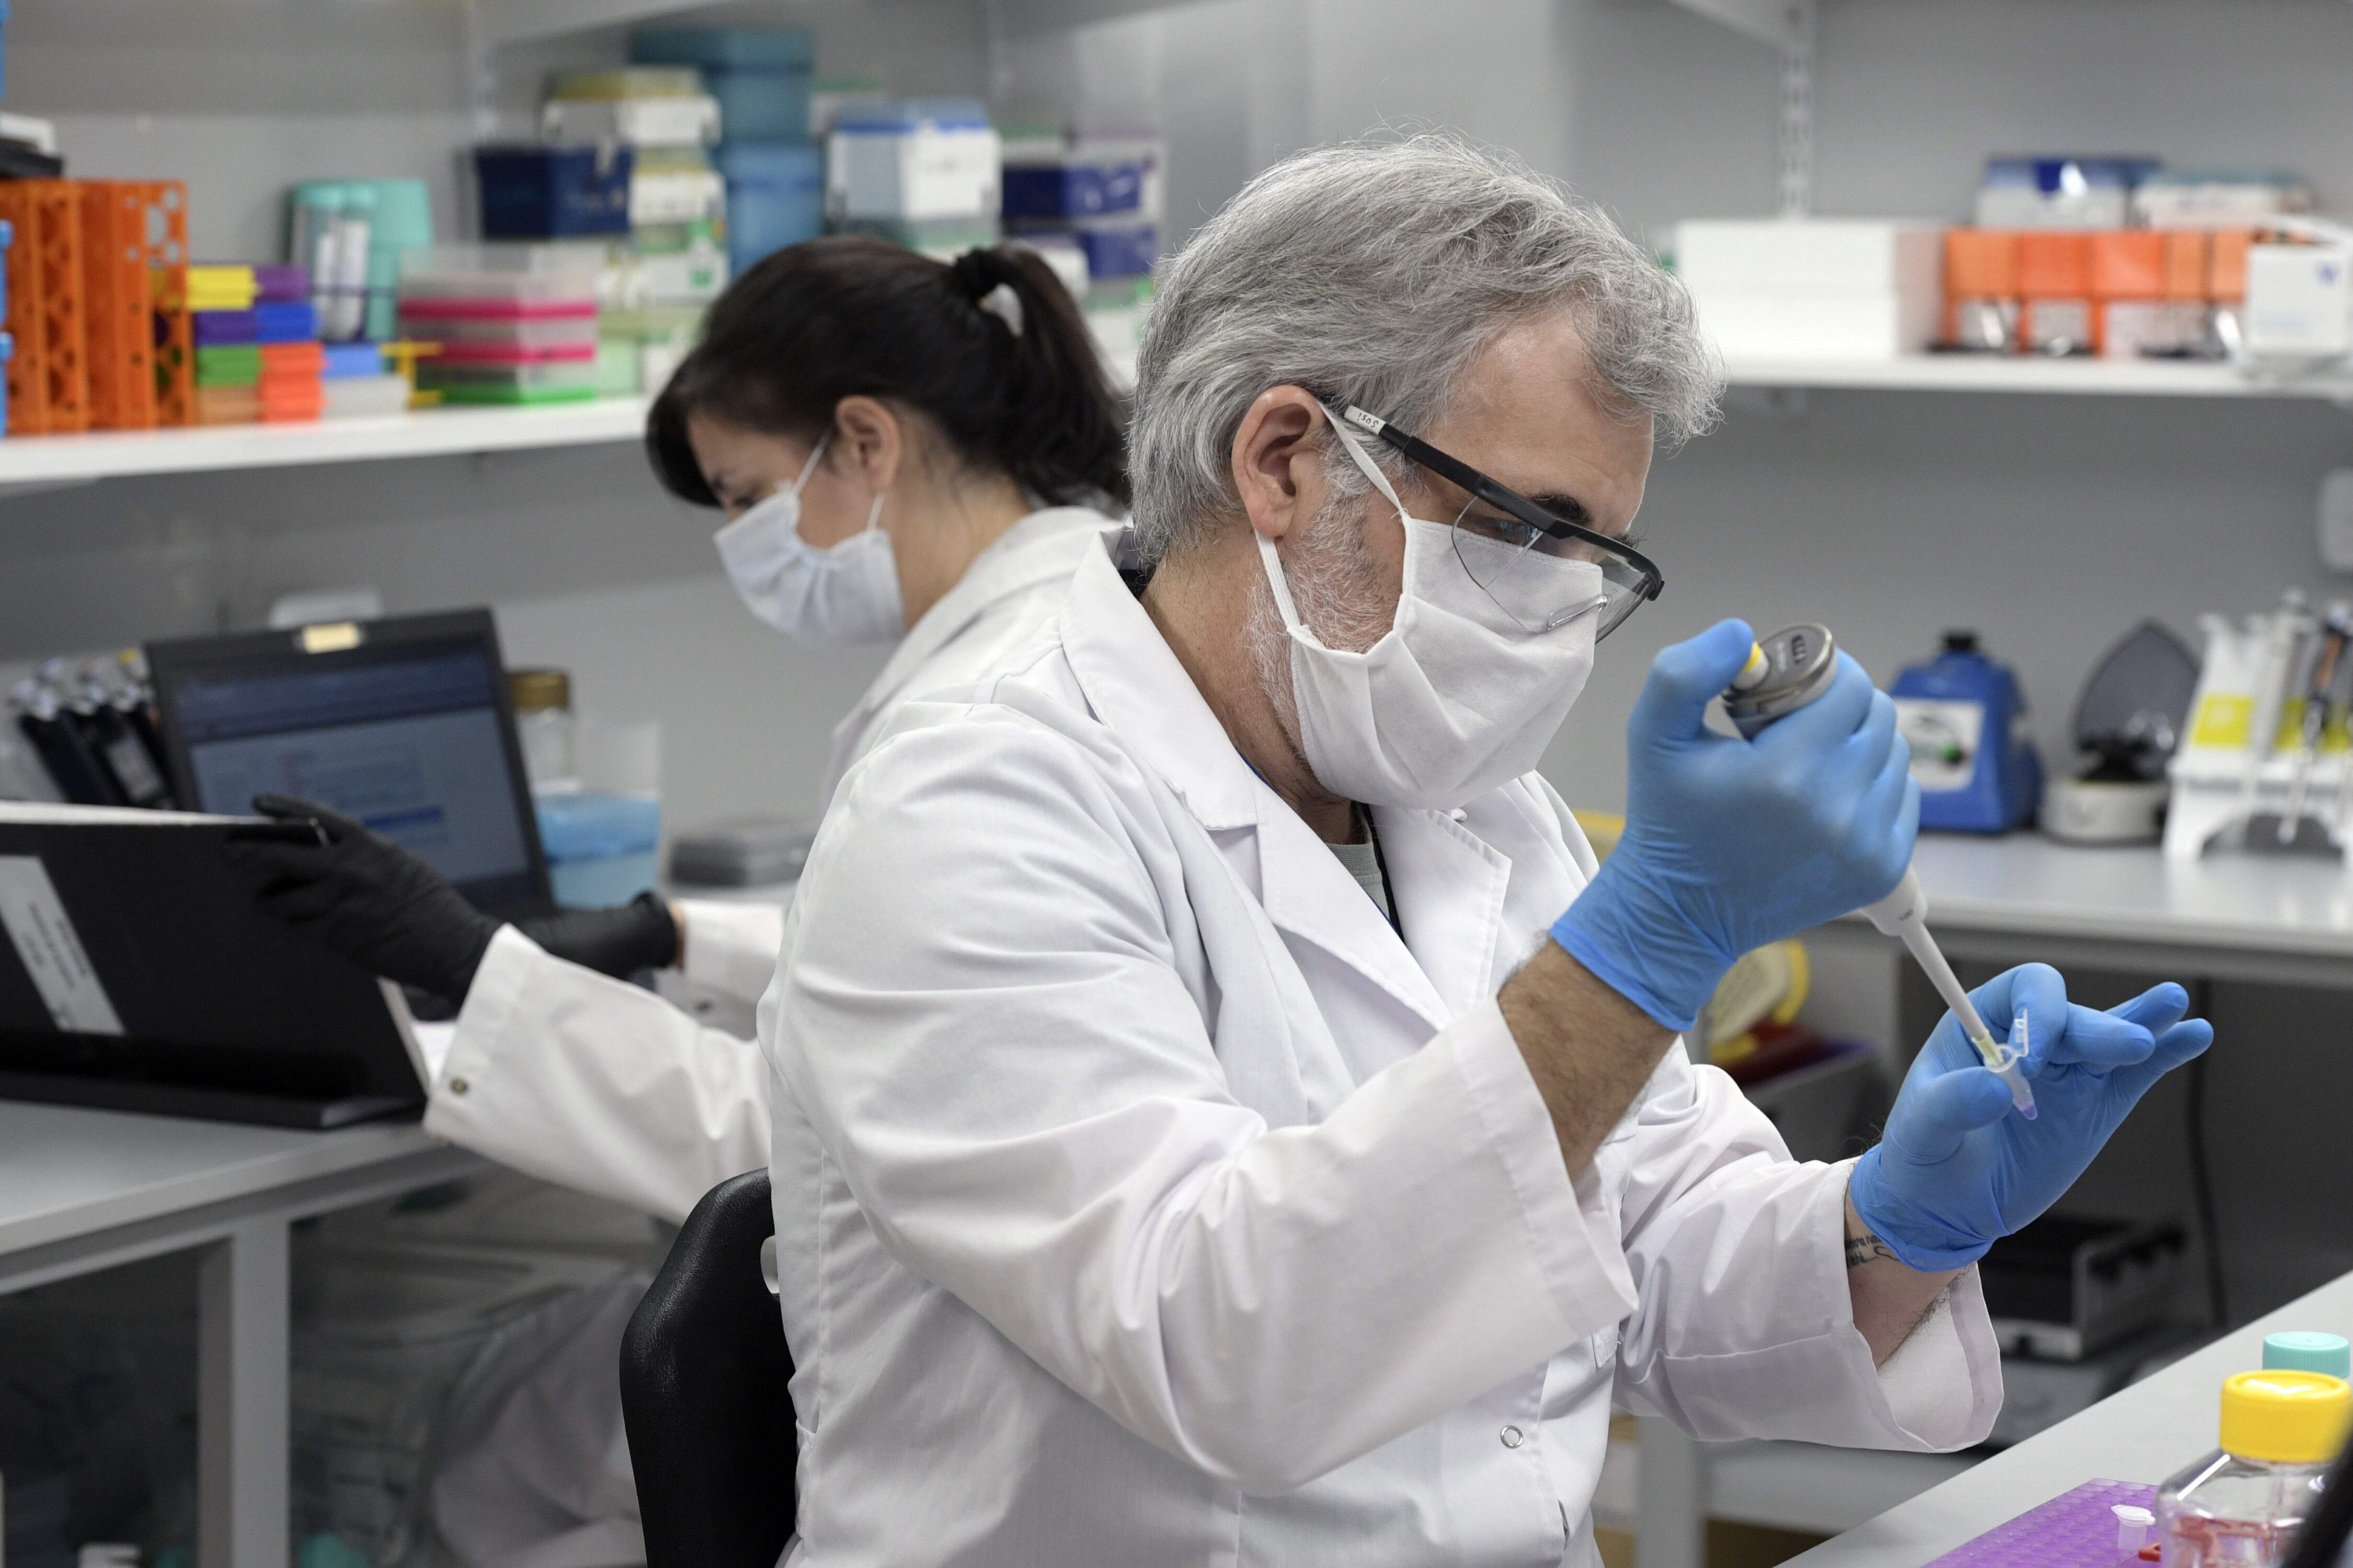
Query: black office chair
[{"left": 620, "top": 1169, "right": 798, "bottom": 1568}]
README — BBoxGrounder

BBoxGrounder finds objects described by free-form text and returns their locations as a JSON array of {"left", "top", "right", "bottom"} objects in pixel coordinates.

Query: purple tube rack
[{"left": 1925, "top": 1479, "right": 2160, "bottom": 1568}]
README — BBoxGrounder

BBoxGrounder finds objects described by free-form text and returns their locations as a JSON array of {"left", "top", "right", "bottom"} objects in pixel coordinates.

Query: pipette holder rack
[{"left": 2166, "top": 603, "right": 2353, "bottom": 861}]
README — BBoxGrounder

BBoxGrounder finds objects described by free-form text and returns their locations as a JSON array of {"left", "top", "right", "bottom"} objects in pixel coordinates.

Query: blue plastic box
[
  {"left": 1063, "top": 221, "right": 1157, "bottom": 282},
  {"left": 535, "top": 792, "right": 664, "bottom": 910},
  {"left": 475, "top": 145, "right": 635, "bottom": 238},
  {"left": 321, "top": 342, "right": 385, "bottom": 380},
  {"left": 633, "top": 27, "right": 814, "bottom": 140},
  {"left": 1003, "top": 156, "right": 1145, "bottom": 222},
  {"left": 0, "top": 333, "right": 14, "bottom": 438},
  {"left": 254, "top": 300, "right": 319, "bottom": 343},
  {"left": 713, "top": 140, "right": 824, "bottom": 276},
  {"left": 0, "top": 219, "right": 14, "bottom": 330}
]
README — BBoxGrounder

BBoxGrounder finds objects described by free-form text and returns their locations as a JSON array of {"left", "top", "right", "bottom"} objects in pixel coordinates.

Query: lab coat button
[
  {"left": 449, "top": 1077, "right": 469, "bottom": 1095},
  {"left": 1500, "top": 1425, "right": 1525, "bottom": 1449}
]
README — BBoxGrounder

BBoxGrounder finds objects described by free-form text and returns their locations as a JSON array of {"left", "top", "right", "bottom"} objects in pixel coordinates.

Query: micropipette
[{"left": 1723, "top": 624, "right": 2038, "bottom": 1120}]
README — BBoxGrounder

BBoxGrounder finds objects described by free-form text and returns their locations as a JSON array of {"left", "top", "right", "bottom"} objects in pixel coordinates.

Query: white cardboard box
[
  {"left": 1675, "top": 219, "right": 1943, "bottom": 299},
  {"left": 1687, "top": 291, "right": 1939, "bottom": 360}
]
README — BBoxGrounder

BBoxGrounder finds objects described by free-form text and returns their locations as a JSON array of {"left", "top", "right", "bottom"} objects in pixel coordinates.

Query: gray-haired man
[{"left": 761, "top": 138, "right": 2208, "bottom": 1565}]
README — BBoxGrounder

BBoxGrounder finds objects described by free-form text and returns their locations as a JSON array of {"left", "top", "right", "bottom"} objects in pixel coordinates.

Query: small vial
[
  {"left": 2158, "top": 1370, "right": 2351, "bottom": 1568},
  {"left": 2113, "top": 1503, "right": 2155, "bottom": 1560}
]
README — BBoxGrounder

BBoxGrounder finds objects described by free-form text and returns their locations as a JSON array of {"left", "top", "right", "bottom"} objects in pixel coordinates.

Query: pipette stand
[{"left": 2166, "top": 603, "right": 2353, "bottom": 862}]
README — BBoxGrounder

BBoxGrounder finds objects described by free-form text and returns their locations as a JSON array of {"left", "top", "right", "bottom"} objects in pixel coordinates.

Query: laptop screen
[{"left": 150, "top": 612, "right": 549, "bottom": 918}]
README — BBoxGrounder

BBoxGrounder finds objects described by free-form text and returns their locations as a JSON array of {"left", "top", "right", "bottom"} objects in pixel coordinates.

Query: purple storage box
[
  {"left": 254, "top": 300, "right": 319, "bottom": 342},
  {"left": 1925, "top": 1480, "right": 2158, "bottom": 1568},
  {"left": 192, "top": 309, "right": 260, "bottom": 346},
  {"left": 253, "top": 264, "right": 310, "bottom": 303}
]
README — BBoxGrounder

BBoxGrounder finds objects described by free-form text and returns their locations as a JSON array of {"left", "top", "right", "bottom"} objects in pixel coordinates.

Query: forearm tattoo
[{"left": 1844, "top": 1230, "right": 1901, "bottom": 1270}]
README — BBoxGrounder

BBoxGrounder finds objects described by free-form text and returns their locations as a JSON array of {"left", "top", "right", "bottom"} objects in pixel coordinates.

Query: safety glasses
[{"left": 1338, "top": 405, "right": 1664, "bottom": 640}]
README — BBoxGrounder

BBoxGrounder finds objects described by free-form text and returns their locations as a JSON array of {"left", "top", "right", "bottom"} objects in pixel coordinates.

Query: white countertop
[
  {"left": 1867, "top": 834, "right": 2353, "bottom": 959},
  {"left": 0, "top": 1098, "right": 444, "bottom": 1257},
  {"left": 1788, "top": 1268, "right": 2353, "bottom": 1567}
]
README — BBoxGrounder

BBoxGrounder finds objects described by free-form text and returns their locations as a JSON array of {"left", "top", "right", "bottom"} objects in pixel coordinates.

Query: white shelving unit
[
  {"left": 1724, "top": 356, "right": 2353, "bottom": 403},
  {"left": 0, "top": 398, "right": 652, "bottom": 492}
]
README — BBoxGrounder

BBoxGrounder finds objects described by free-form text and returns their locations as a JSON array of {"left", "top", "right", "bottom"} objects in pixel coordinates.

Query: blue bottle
[{"left": 1889, "top": 631, "right": 2043, "bottom": 833}]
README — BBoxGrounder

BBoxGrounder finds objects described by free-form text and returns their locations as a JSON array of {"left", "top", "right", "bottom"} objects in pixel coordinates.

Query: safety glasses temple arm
[{"left": 1339, "top": 405, "right": 1665, "bottom": 599}]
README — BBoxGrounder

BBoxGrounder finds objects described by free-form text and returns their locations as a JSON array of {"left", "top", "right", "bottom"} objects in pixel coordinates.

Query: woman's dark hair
[{"left": 647, "top": 235, "right": 1129, "bottom": 510}]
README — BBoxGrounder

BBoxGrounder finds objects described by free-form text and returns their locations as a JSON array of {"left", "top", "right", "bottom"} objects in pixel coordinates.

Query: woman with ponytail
[{"left": 241, "top": 236, "right": 1132, "bottom": 1220}]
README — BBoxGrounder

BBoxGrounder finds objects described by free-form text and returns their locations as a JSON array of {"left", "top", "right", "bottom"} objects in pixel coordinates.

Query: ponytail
[{"left": 647, "top": 235, "right": 1130, "bottom": 511}]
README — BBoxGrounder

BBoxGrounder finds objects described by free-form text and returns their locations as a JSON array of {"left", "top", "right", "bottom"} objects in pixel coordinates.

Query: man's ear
[{"left": 1229, "top": 386, "right": 1332, "bottom": 544}]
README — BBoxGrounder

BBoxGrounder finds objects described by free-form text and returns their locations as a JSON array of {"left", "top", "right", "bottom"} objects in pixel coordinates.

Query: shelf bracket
[{"left": 1777, "top": 0, "right": 1817, "bottom": 217}]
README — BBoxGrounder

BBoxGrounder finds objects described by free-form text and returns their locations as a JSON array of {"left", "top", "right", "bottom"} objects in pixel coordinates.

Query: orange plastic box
[
  {"left": 2090, "top": 231, "right": 2165, "bottom": 299},
  {"left": 195, "top": 383, "right": 261, "bottom": 425},
  {"left": 2209, "top": 230, "right": 2255, "bottom": 302},
  {"left": 2162, "top": 232, "right": 2209, "bottom": 301},
  {"left": 0, "top": 181, "right": 89, "bottom": 434},
  {"left": 2016, "top": 233, "right": 2092, "bottom": 297},
  {"left": 1945, "top": 229, "right": 2018, "bottom": 297}
]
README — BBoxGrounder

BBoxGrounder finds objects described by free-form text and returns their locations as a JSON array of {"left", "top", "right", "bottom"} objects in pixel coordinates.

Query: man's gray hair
[{"left": 1129, "top": 135, "right": 1721, "bottom": 566}]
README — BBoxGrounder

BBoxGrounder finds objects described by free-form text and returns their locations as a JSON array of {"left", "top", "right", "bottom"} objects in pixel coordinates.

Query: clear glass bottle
[
  {"left": 509, "top": 668, "right": 579, "bottom": 794},
  {"left": 2158, "top": 1369, "right": 2351, "bottom": 1568}
]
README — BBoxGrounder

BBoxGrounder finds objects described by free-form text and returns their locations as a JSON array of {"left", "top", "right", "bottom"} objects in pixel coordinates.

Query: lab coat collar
[
  {"left": 1060, "top": 542, "right": 1513, "bottom": 1035},
  {"left": 833, "top": 508, "right": 1116, "bottom": 768},
  {"left": 1059, "top": 540, "right": 1263, "bottom": 832}
]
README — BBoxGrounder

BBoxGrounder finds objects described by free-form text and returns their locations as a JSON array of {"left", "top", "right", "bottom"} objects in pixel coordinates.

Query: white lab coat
[
  {"left": 766, "top": 538, "right": 2003, "bottom": 1567},
  {"left": 425, "top": 507, "right": 1118, "bottom": 1223}
]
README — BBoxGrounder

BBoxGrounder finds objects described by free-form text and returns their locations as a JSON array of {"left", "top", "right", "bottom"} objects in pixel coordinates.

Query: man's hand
[
  {"left": 1851, "top": 964, "right": 2213, "bottom": 1273},
  {"left": 1550, "top": 620, "right": 1917, "bottom": 1033}
]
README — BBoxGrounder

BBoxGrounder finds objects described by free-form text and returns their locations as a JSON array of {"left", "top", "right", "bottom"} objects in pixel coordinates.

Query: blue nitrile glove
[
  {"left": 1551, "top": 619, "right": 1917, "bottom": 1031},
  {"left": 1848, "top": 964, "right": 2214, "bottom": 1272}
]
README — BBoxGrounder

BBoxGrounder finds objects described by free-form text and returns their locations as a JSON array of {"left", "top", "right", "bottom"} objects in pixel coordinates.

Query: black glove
[
  {"left": 515, "top": 892, "right": 679, "bottom": 979},
  {"left": 226, "top": 793, "right": 499, "bottom": 1005}
]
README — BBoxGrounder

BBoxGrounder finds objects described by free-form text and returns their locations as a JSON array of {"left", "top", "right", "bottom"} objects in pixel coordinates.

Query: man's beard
[{"left": 1245, "top": 490, "right": 1397, "bottom": 756}]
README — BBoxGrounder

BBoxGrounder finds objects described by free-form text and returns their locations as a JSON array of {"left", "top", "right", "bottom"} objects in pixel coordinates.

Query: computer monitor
[{"left": 146, "top": 609, "right": 553, "bottom": 919}]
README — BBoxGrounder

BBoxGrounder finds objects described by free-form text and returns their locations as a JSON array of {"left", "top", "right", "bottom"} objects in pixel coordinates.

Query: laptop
[{"left": 146, "top": 608, "right": 553, "bottom": 919}]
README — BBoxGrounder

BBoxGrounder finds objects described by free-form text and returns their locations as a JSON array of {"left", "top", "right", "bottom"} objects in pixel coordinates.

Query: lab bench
[
  {"left": 1864, "top": 833, "right": 2353, "bottom": 991},
  {"left": 0, "top": 1100, "right": 481, "bottom": 1568},
  {"left": 1786, "top": 1265, "right": 2353, "bottom": 1567}
]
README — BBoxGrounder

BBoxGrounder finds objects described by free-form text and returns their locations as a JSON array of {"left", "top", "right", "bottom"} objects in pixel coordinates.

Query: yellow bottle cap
[{"left": 2219, "top": 1369, "right": 2353, "bottom": 1464}]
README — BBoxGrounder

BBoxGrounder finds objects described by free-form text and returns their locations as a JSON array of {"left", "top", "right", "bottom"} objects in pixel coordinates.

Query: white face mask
[
  {"left": 1256, "top": 406, "right": 1604, "bottom": 808},
  {"left": 712, "top": 436, "right": 905, "bottom": 645}
]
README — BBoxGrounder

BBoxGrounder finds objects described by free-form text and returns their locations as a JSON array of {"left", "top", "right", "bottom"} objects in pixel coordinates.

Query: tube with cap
[{"left": 1723, "top": 624, "right": 2037, "bottom": 1120}]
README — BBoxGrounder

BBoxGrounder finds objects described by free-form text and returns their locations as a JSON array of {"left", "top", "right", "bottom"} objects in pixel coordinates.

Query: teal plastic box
[{"left": 632, "top": 27, "right": 814, "bottom": 140}]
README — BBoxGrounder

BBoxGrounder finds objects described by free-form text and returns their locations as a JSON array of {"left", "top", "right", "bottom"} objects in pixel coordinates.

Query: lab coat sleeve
[
  {"left": 1607, "top": 1052, "right": 2002, "bottom": 1451},
  {"left": 425, "top": 926, "right": 771, "bottom": 1224},
  {"left": 776, "top": 712, "right": 1630, "bottom": 1496},
  {"left": 677, "top": 898, "right": 787, "bottom": 1005}
]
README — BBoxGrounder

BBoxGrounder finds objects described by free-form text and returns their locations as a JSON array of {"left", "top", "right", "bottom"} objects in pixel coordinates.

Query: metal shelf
[
  {"left": 1724, "top": 356, "right": 2353, "bottom": 403},
  {"left": 0, "top": 397, "right": 652, "bottom": 492}
]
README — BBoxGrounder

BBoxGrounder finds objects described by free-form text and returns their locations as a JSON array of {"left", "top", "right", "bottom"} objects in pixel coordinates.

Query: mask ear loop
[{"left": 786, "top": 433, "right": 831, "bottom": 500}]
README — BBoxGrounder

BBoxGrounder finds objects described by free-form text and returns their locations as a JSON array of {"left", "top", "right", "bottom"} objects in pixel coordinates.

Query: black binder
[{"left": 0, "top": 803, "right": 428, "bottom": 1129}]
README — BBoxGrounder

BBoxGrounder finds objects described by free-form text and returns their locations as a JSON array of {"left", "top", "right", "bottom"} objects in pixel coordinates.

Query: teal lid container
[{"left": 2264, "top": 1332, "right": 2353, "bottom": 1379}]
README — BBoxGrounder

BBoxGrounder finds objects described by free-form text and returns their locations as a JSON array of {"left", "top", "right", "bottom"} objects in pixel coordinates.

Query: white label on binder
[{"left": 0, "top": 855, "right": 125, "bottom": 1036}]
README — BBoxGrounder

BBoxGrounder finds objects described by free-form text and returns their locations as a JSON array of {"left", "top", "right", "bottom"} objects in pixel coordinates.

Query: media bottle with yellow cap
[{"left": 2156, "top": 1368, "right": 2353, "bottom": 1567}]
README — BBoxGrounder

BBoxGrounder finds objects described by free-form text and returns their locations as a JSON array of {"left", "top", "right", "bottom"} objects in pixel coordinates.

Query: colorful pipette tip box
[
  {"left": 192, "top": 310, "right": 260, "bottom": 346},
  {"left": 251, "top": 264, "right": 309, "bottom": 303},
  {"left": 1924, "top": 1479, "right": 2158, "bottom": 1568},
  {"left": 253, "top": 300, "right": 319, "bottom": 342},
  {"left": 193, "top": 345, "right": 262, "bottom": 388},
  {"left": 321, "top": 342, "right": 385, "bottom": 380},
  {"left": 186, "top": 265, "right": 258, "bottom": 312}
]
